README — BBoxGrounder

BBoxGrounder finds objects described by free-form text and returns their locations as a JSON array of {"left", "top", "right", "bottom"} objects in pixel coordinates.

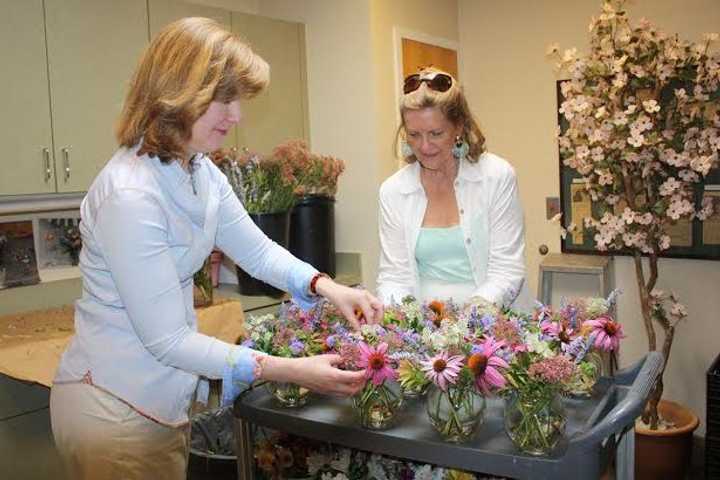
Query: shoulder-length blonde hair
[
  {"left": 395, "top": 68, "right": 485, "bottom": 164},
  {"left": 116, "top": 17, "right": 269, "bottom": 163}
]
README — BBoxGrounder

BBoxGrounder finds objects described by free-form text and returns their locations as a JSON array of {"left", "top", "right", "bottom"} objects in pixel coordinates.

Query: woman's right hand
[{"left": 261, "top": 354, "right": 365, "bottom": 397}]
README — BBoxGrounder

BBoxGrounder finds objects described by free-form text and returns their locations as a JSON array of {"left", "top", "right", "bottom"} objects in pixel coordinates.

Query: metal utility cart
[{"left": 233, "top": 352, "right": 663, "bottom": 480}]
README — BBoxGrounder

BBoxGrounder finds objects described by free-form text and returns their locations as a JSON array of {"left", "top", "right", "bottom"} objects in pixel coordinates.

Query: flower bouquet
[
  {"left": 272, "top": 139, "right": 345, "bottom": 198},
  {"left": 502, "top": 329, "right": 574, "bottom": 456},
  {"left": 351, "top": 340, "right": 404, "bottom": 429},
  {"left": 383, "top": 296, "right": 430, "bottom": 398},
  {"left": 211, "top": 147, "right": 296, "bottom": 215},
  {"left": 418, "top": 299, "right": 510, "bottom": 443},
  {"left": 333, "top": 318, "right": 428, "bottom": 430},
  {"left": 536, "top": 291, "right": 624, "bottom": 397},
  {"left": 242, "top": 302, "right": 329, "bottom": 407}
]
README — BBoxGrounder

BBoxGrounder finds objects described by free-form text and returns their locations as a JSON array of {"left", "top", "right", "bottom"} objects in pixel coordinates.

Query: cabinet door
[
  {"left": 44, "top": 0, "right": 148, "bottom": 193},
  {"left": 148, "top": 0, "right": 237, "bottom": 150},
  {"left": 0, "top": 0, "right": 55, "bottom": 195},
  {"left": 232, "top": 13, "right": 309, "bottom": 154}
]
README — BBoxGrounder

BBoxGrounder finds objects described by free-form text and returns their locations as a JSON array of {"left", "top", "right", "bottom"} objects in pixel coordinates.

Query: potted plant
[
  {"left": 549, "top": 1, "right": 716, "bottom": 476},
  {"left": 212, "top": 147, "right": 297, "bottom": 297},
  {"left": 273, "top": 140, "right": 345, "bottom": 277}
]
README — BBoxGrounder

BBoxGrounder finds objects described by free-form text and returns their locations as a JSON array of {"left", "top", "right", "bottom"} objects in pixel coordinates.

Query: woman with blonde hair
[
  {"left": 377, "top": 68, "right": 531, "bottom": 310},
  {"left": 50, "top": 17, "right": 381, "bottom": 480}
]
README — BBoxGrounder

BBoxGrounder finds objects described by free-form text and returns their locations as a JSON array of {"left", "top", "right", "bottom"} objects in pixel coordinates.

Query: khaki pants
[{"left": 50, "top": 382, "right": 189, "bottom": 480}]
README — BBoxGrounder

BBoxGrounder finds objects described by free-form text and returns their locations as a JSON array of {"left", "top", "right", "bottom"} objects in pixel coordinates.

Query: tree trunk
[{"left": 634, "top": 252, "right": 675, "bottom": 429}]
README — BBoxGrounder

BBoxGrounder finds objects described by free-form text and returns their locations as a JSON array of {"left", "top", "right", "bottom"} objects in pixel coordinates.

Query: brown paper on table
[{"left": 0, "top": 299, "right": 246, "bottom": 387}]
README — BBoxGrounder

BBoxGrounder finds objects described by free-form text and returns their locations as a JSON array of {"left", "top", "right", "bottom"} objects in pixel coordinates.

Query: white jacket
[{"left": 377, "top": 152, "right": 532, "bottom": 310}]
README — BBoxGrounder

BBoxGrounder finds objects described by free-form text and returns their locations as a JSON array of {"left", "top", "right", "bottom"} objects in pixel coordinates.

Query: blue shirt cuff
[
  {"left": 287, "top": 261, "right": 319, "bottom": 311},
  {"left": 221, "top": 346, "right": 257, "bottom": 407}
]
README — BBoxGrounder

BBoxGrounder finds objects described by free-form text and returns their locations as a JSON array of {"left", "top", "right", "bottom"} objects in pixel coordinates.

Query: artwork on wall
[
  {"left": 37, "top": 216, "right": 82, "bottom": 269},
  {"left": 0, "top": 221, "right": 40, "bottom": 290},
  {"left": 556, "top": 80, "right": 720, "bottom": 260}
]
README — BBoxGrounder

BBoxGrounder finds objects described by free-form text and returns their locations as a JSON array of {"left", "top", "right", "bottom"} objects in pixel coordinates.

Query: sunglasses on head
[{"left": 403, "top": 73, "right": 453, "bottom": 94}]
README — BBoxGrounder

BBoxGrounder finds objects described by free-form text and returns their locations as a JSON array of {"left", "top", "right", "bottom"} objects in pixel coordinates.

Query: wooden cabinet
[
  {"left": 0, "top": 0, "right": 147, "bottom": 196},
  {"left": 44, "top": 0, "right": 148, "bottom": 193},
  {"left": 0, "top": 0, "right": 55, "bottom": 195},
  {"left": 0, "top": 0, "right": 308, "bottom": 196}
]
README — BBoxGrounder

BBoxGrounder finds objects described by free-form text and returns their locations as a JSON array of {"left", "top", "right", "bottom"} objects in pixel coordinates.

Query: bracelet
[
  {"left": 309, "top": 272, "right": 330, "bottom": 296},
  {"left": 252, "top": 352, "right": 269, "bottom": 381}
]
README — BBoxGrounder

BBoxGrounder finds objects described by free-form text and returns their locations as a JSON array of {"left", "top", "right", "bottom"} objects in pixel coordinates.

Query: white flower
[
  {"left": 670, "top": 302, "right": 688, "bottom": 318},
  {"left": 628, "top": 134, "right": 644, "bottom": 147},
  {"left": 659, "top": 177, "right": 681, "bottom": 196},
  {"left": 659, "top": 234, "right": 671, "bottom": 251},
  {"left": 546, "top": 43, "right": 560, "bottom": 56},
  {"left": 704, "top": 33, "right": 719, "bottom": 42},
  {"left": 642, "top": 99, "right": 661, "bottom": 113},
  {"left": 525, "top": 333, "right": 554, "bottom": 358},
  {"left": 562, "top": 47, "right": 578, "bottom": 63}
]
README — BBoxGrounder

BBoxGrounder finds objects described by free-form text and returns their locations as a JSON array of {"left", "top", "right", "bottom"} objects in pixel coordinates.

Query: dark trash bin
[{"left": 187, "top": 407, "right": 237, "bottom": 480}]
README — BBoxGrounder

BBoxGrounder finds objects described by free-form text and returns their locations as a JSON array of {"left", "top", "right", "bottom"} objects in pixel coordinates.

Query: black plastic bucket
[
  {"left": 236, "top": 211, "right": 290, "bottom": 298},
  {"left": 289, "top": 195, "right": 336, "bottom": 277},
  {"left": 187, "top": 407, "right": 237, "bottom": 480}
]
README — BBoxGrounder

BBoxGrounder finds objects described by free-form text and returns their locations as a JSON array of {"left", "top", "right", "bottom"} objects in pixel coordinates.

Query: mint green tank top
[{"left": 415, "top": 225, "right": 474, "bottom": 283}]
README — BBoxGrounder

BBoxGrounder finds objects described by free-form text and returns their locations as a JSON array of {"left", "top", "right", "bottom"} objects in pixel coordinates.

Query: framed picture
[
  {"left": 36, "top": 214, "right": 82, "bottom": 282},
  {"left": 556, "top": 79, "right": 720, "bottom": 260},
  {"left": 0, "top": 220, "right": 40, "bottom": 290}
]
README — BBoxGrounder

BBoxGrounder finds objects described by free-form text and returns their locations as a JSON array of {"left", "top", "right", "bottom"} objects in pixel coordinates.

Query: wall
[
  {"left": 369, "top": 0, "right": 459, "bottom": 184},
  {"left": 459, "top": 0, "right": 720, "bottom": 436},
  {"left": 243, "top": 0, "right": 458, "bottom": 289}
]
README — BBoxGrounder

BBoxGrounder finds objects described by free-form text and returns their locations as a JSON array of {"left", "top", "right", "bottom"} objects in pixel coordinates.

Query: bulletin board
[
  {"left": 401, "top": 38, "right": 458, "bottom": 79},
  {"left": 557, "top": 80, "right": 720, "bottom": 260}
]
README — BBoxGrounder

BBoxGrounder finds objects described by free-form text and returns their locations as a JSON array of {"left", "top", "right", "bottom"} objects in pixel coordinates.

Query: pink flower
[
  {"left": 357, "top": 342, "right": 396, "bottom": 386},
  {"left": 469, "top": 337, "right": 508, "bottom": 395},
  {"left": 420, "top": 352, "right": 464, "bottom": 391},
  {"left": 528, "top": 355, "right": 575, "bottom": 384},
  {"left": 584, "top": 316, "right": 625, "bottom": 352}
]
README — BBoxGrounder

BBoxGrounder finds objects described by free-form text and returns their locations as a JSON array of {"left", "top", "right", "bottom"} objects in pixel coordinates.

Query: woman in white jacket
[{"left": 377, "top": 68, "right": 532, "bottom": 310}]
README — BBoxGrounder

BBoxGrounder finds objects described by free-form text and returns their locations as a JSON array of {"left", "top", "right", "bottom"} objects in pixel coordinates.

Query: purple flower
[{"left": 289, "top": 339, "right": 305, "bottom": 356}]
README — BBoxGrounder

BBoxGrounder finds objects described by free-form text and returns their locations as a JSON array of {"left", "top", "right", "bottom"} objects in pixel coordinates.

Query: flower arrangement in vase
[
  {"left": 272, "top": 139, "right": 346, "bottom": 277},
  {"left": 242, "top": 302, "right": 330, "bottom": 407},
  {"left": 536, "top": 291, "right": 624, "bottom": 397},
  {"left": 416, "top": 298, "right": 511, "bottom": 443}
]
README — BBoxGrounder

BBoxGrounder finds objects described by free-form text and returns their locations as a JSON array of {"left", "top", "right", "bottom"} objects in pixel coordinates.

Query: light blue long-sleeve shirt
[{"left": 53, "top": 144, "right": 317, "bottom": 426}]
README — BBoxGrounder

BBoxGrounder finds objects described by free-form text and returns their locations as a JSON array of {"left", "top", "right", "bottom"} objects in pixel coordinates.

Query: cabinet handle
[
  {"left": 43, "top": 147, "right": 52, "bottom": 183},
  {"left": 62, "top": 147, "right": 71, "bottom": 182}
]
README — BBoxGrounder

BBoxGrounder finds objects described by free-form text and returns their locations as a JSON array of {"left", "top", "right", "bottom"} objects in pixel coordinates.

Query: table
[
  {"left": 0, "top": 296, "right": 248, "bottom": 387},
  {"left": 233, "top": 352, "right": 663, "bottom": 480}
]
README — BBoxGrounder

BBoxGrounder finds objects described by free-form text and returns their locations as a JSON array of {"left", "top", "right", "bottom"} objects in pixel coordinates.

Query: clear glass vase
[
  {"left": 401, "top": 381, "right": 430, "bottom": 399},
  {"left": 266, "top": 382, "right": 310, "bottom": 408},
  {"left": 504, "top": 390, "right": 566, "bottom": 455},
  {"left": 565, "top": 351, "right": 603, "bottom": 398},
  {"left": 352, "top": 381, "right": 403, "bottom": 430},
  {"left": 426, "top": 384, "right": 485, "bottom": 443}
]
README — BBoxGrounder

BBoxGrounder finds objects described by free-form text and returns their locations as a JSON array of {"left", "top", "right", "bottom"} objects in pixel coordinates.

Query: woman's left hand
[{"left": 315, "top": 277, "right": 383, "bottom": 330}]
